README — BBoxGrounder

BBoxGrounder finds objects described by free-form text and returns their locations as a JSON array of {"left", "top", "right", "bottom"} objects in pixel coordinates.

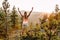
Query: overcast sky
[{"left": 0, "top": 0, "right": 60, "bottom": 13}]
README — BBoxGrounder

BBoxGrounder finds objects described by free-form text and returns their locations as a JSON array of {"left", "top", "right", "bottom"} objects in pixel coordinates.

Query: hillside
[{"left": 29, "top": 12, "right": 50, "bottom": 24}]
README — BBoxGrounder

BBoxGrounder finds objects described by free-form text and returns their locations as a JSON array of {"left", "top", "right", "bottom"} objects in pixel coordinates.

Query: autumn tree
[{"left": 39, "top": 13, "right": 60, "bottom": 40}]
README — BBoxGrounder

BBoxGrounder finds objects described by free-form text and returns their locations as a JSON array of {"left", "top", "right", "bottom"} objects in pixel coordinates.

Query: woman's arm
[
  {"left": 27, "top": 7, "right": 33, "bottom": 17},
  {"left": 18, "top": 8, "right": 23, "bottom": 17}
]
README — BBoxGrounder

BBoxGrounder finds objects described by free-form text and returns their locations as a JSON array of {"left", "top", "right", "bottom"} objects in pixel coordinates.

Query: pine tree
[
  {"left": 55, "top": 4, "right": 59, "bottom": 13},
  {"left": 0, "top": 7, "right": 6, "bottom": 39},
  {"left": 2, "top": 0, "right": 10, "bottom": 40},
  {"left": 10, "top": 6, "right": 18, "bottom": 29}
]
